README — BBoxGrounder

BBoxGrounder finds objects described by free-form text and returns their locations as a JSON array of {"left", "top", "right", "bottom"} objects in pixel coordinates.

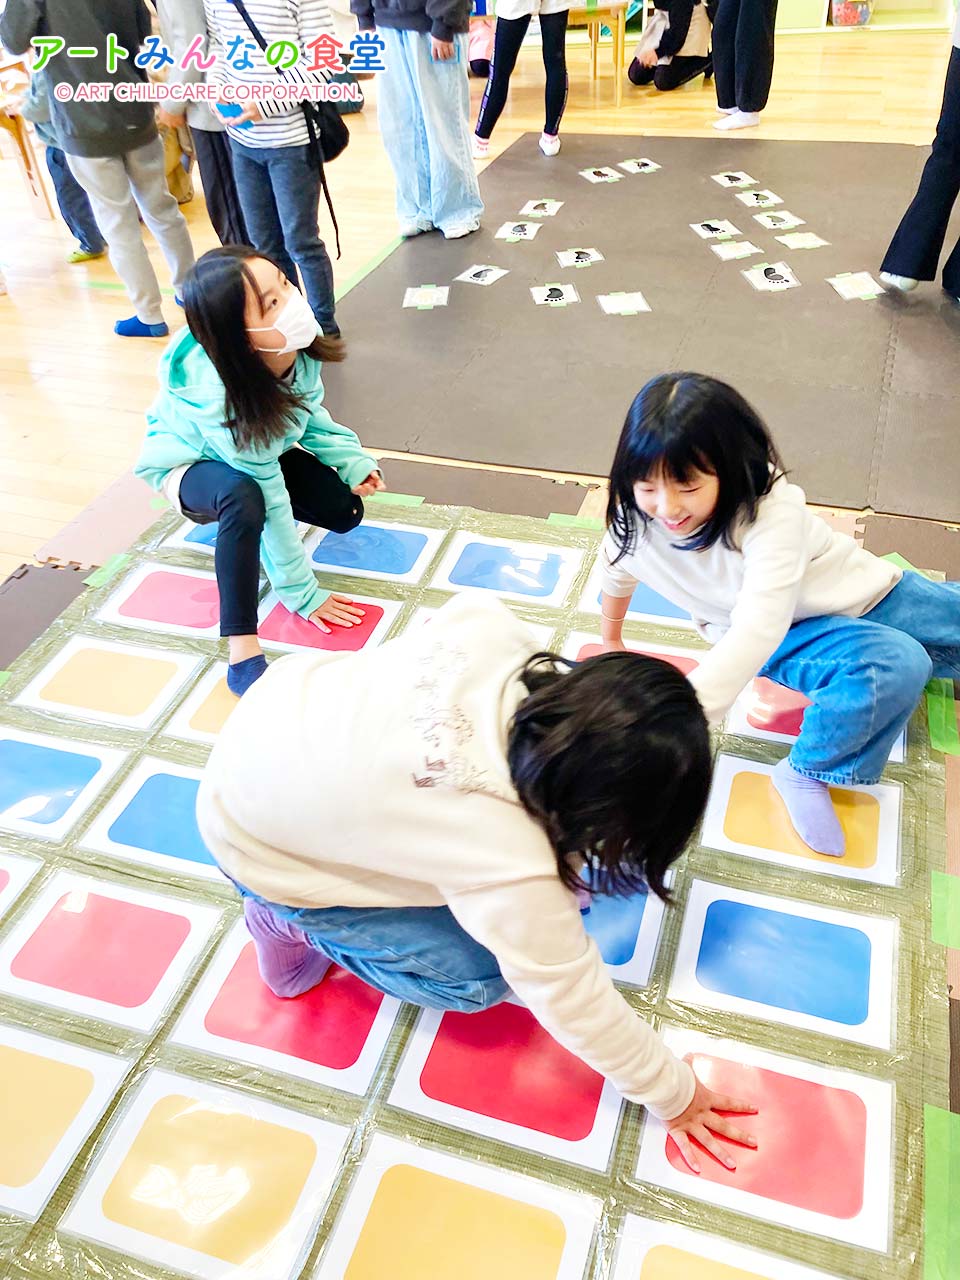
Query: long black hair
[
  {"left": 507, "top": 650, "right": 712, "bottom": 902},
  {"left": 606, "top": 372, "right": 785, "bottom": 559},
  {"left": 181, "top": 246, "right": 345, "bottom": 453}
]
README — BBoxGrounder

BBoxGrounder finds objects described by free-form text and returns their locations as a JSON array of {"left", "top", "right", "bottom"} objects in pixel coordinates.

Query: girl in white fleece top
[
  {"left": 198, "top": 591, "right": 758, "bottom": 1173},
  {"left": 599, "top": 372, "right": 960, "bottom": 856}
]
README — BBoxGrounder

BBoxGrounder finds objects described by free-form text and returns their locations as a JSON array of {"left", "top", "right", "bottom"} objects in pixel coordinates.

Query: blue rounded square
[
  {"left": 107, "top": 772, "right": 215, "bottom": 866},
  {"left": 0, "top": 738, "right": 101, "bottom": 826},
  {"left": 597, "top": 583, "right": 690, "bottom": 621},
  {"left": 312, "top": 525, "right": 428, "bottom": 576},
  {"left": 581, "top": 887, "right": 648, "bottom": 966},
  {"left": 696, "top": 898, "right": 872, "bottom": 1025},
  {"left": 185, "top": 522, "right": 218, "bottom": 547},
  {"left": 450, "top": 542, "right": 563, "bottom": 596}
]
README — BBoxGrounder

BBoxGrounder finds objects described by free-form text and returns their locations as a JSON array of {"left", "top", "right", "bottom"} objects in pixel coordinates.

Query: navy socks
[{"left": 227, "top": 654, "right": 268, "bottom": 696}]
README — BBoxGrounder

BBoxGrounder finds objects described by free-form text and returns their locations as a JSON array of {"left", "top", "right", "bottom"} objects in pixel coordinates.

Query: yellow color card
[
  {"left": 0, "top": 1044, "right": 94, "bottom": 1188},
  {"left": 640, "top": 1244, "right": 766, "bottom": 1280},
  {"left": 345, "top": 1163, "right": 567, "bottom": 1279},
  {"left": 40, "top": 648, "right": 180, "bottom": 718},
  {"left": 101, "top": 1093, "right": 317, "bottom": 1264},
  {"left": 724, "top": 771, "right": 879, "bottom": 868},
  {"left": 188, "top": 677, "right": 238, "bottom": 737}
]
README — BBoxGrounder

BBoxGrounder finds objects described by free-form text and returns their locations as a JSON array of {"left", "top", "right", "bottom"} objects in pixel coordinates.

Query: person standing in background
[
  {"left": 350, "top": 0, "right": 483, "bottom": 239},
  {"left": 880, "top": 10, "right": 960, "bottom": 304},
  {"left": 0, "top": 0, "right": 196, "bottom": 337},
  {"left": 473, "top": 0, "right": 569, "bottom": 158},
  {"left": 710, "top": 0, "right": 777, "bottom": 131},
  {"left": 16, "top": 67, "right": 107, "bottom": 262},
  {"left": 202, "top": 0, "right": 342, "bottom": 335},
  {"left": 154, "top": 0, "right": 249, "bottom": 246}
]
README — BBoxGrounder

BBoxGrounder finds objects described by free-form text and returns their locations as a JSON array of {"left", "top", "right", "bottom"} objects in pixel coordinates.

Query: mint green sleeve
[
  {"left": 243, "top": 455, "right": 328, "bottom": 620},
  {"left": 135, "top": 407, "right": 207, "bottom": 492},
  {"left": 298, "top": 402, "right": 380, "bottom": 492}
]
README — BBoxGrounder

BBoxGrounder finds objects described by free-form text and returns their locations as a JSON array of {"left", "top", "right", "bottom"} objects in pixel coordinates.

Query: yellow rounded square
[
  {"left": 0, "top": 1045, "right": 94, "bottom": 1187},
  {"left": 189, "top": 678, "right": 239, "bottom": 736},
  {"left": 640, "top": 1244, "right": 767, "bottom": 1279},
  {"left": 724, "top": 771, "right": 879, "bottom": 868},
  {"left": 40, "top": 648, "right": 180, "bottom": 718}
]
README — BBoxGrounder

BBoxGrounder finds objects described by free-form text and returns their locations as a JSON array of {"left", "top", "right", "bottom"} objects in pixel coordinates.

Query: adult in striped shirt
[{"left": 203, "top": 0, "right": 341, "bottom": 335}]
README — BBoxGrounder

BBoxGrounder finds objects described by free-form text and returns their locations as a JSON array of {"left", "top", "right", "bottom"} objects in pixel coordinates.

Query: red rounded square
[
  {"left": 10, "top": 892, "right": 192, "bottom": 1007},
  {"left": 419, "top": 1001, "right": 605, "bottom": 1141},
  {"left": 576, "top": 644, "right": 699, "bottom": 676},
  {"left": 664, "top": 1052, "right": 868, "bottom": 1218},
  {"left": 203, "top": 941, "right": 385, "bottom": 1069},
  {"left": 259, "top": 602, "right": 385, "bottom": 651},
  {"left": 745, "top": 678, "right": 810, "bottom": 737},
  {"left": 118, "top": 571, "right": 220, "bottom": 629}
]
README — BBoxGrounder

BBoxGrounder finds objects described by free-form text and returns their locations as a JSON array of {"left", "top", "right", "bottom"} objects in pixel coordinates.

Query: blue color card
[
  {"left": 0, "top": 737, "right": 102, "bottom": 828},
  {"left": 582, "top": 888, "right": 648, "bottom": 967},
  {"left": 184, "top": 522, "right": 218, "bottom": 548},
  {"left": 696, "top": 899, "right": 872, "bottom": 1025},
  {"left": 449, "top": 542, "right": 563, "bottom": 597},
  {"left": 312, "top": 525, "right": 428, "bottom": 576},
  {"left": 107, "top": 772, "right": 216, "bottom": 869},
  {"left": 596, "top": 583, "right": 691, "bottom": 622}
]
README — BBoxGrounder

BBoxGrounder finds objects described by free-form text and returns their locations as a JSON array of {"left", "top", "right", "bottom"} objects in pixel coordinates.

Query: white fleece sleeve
[
  {"left": 446, "top": 875, "right": 696, "bottom": 1120},
  {"left": 687, "top": 497, "right": 808, "bottom": 723},
  {"left": 598, "top": 529, "right": 641, "bottom": 599}
]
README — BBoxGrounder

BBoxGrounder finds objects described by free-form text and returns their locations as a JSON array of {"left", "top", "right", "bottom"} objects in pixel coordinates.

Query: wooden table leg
[
  {"left": 615, "top": 9, "right": 624, "bottom": 109},
  {"left": 0, "top": 108, "right": 54, "bottom": 220},
  {"left": 590, "top": 19, "right": 599, "bottom": 80}
]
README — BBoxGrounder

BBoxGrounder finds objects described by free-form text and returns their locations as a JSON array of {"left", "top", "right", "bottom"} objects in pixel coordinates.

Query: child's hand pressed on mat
[
  {"left": 352, "top": 472, "right": 386, "bottom": 497},
  {"left": 310, "top": 594, "right": 366, "bottom": 633},
  {"left": 666, "top": 1067, "right": 757, "bottom": 1175}
]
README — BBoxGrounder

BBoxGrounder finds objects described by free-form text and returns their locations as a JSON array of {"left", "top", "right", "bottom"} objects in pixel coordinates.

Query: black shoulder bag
[{"left": 225, "top": 0, "right": 348, "bottom": 256}]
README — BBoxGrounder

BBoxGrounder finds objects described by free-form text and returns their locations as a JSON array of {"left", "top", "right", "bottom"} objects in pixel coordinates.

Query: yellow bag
[{"left": 161, "top": 122, "right": 194, "bottom": 205}]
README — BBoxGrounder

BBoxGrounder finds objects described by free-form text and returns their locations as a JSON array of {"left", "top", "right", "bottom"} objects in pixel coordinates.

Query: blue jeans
[
  {"left": 236, "top": 884, "right": 509, "bottom": 1012},
  {"left": 229, "top": 140, "right": 337, "bottom": 334},
  {"left": 377, "top": 29, "right": 484, "bottom": 235},
  {"left": 45, "top": 145, "right": 105, "bottom": 254},
  {"left": 760, "top": 571, "right": 960, "bottom": 785}
]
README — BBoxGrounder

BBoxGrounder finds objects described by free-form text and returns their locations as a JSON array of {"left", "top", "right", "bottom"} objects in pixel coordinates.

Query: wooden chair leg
[{"left": 590, "top": 21, "right": 598, "bottom": 80}]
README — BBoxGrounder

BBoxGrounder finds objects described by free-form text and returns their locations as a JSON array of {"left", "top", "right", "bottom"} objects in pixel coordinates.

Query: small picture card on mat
[
  {"left": 172, "top": 919, "right": 402, "bottom": 1095},
  {"left": 597, "top": 291, "right": 652, "bottom": 315},
  {"left": 556, "top": 248, "right": 604, "bottom": 269},
  {"left": 162, "top": 663, "right": 237, "bottom": 746},
  {"left": 776, "top": 232, "right": 830, "bottom": 250},
  {"left": 743, "top": 262, "right": 800, "bottom": 292},
  {"left": 315, "top": 1133, "right": 599, "bottom": 1279},
  {"left": 81, "top": 758, "right": 224, "bottom": 883},
  {"left": 519, "top": 199, "right": 563, "bottom": 216},
  {"left": 690, "top": 220, "right": 741, "bottom": 240},
  {"left": 754, "top": 211, "right": 805, "bottom": 230},
  {"left": 619, "top": 158, "right": 660, "bottom": 174},
  {"left": 305, "top": 521, "right": 446, "bottom": 586},
  {"left": 579, "top": 166, "right": 622, "bottom": 183},
  {"left": 670, "top": 879, "right": 897, "bottom": 1048},
  {"left": 429, "top": 532, "right": 584, "bottom": 607},
  {"left": 0, "top": 851, "right": 41, "bottom": 919},
  {"left": 735, "top": 189, "right": 783, "bottom": 208},
  {"left": 827, "top": 272, "right": 886, "bottom": 301},
  {"left": 612, "top": 1217, "right": 849, "bottom": 1280},
  {"left": 455, "top": 264, "right": 509, "bottom": 285},
  {"left": 495, "top": 221, "right": 541, "bottom": 241},
  {"left": 710, "top": 171, "right": 758, "bottom": 188},
  {"left": 0, "top": 1025, "right": 130, "bottom": 1221},
  {"left": 0, "top": 727, "right": 126, "bottom": 843},
  {"left": 531, "top": 283, "right": 580, "bottom": 307},
  {"left": 0, "top": 870, "right": 220, "bottom": 1032},
  {"left": 13, "top": 636, "right": 201, "bottom": 730},
  {"left": 700, "top": 754, "right": 902, "bottom": 885},
  {"left": 388, "top": 998, "right": 623, "bottom": 1169},
  {"left": 725, "top": 676, "right": 905, "bottom": 764},
  {"left": 257, "top": 592, "right": 401, "bottom": 655},
  {"left": 634, "top": 1028, "right": 894, "bottom": 1251},
  {"left": 62, "top": 1070, "right": 349, "bottom": 1280},
  {"left": 711, "top": 241, "right": 762, "bottom": 261},
  {"left": 402, "top": 286, "right": 449, "bottom": 310}
]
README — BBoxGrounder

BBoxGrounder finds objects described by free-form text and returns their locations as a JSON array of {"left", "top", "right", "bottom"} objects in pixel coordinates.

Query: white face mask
[{"left": 247, "top": 289, "right": 320, "bottom": 355}]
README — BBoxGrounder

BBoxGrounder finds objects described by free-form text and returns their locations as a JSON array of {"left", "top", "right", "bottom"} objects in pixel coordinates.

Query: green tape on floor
[
  {"left": 547, "top": 512, "right": 603, "bottom": 530},
  {"left": 335, "top": 236, "right": 403, "bottom": 302},
  {"left": 926, "top": 679, "right": 960, "bottom": 755},
  {"left": 366, "top": 491, "right": 424, "bottom": 507},
  {"left": 0, "top": 671, "right": 10, "bottom": 690},
  {"left": 83, "top": 552, "right": 130, "bottom": 588},
  {"left": 932, "top": 872, "right": 960, "bottom": 949},
  {"left": 150, "top": 495, "right": 170, "bottom": 510},
  {"left": 924, "top": 1105, "right": 960, "bottom": 1279}
]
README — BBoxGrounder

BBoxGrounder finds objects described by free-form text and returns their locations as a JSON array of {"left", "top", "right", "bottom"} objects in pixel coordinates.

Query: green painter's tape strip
[
  {"left": 334, "top": 236, "right": 403, "bottom": 302},
  {"left": 931, "top": 872, "right": 960, "bottom": 949},
  {"left": 366, "top": 491, "right": 424, "bottom": 507},
  {"left": 0, "top": 671, "right": 10, "bottom": 690},
  {"left": 926, "top": 679, "right": 960, "bottom": 755},
  {"left": 547, "top": 513, "right": 603, "bottom": 530},
  {"left": 150, "top": 495, "right": 169, "bottom": 510},
  {"left": 924, "top": 1105, "right": 960, "bottom": 1279},
  {"left": 88, "top": 280, "right": 175, "bottom": 297},
  {"left": 83, "top": 553, "right": 130, "bottom": 588}
]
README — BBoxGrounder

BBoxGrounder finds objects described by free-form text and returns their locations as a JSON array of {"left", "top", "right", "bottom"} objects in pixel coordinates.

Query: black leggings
[
  {"left": 178, "top": 451, "right": 363, "bottom": 637},
  {"left": 628, "top": 53, "right": 713, "bottom": 90},
  {"left": 475, "top": 11, "right": 569, "bottom": 140}
]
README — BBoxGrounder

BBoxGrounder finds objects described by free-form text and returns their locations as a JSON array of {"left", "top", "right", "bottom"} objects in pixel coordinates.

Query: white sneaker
[
  {"left": 716, "top": 105, "right": 738, "bottom": 114},
  {"left": 472, "top": 135, "right": 490, "bottom": 160},
  {"left": 879, "top": 272, "right": 919, "bottom": 292},
  {"left": 713, "top": 110, "right": 760, "bottom": 131},
  {"left": 539, "top": 132, "right": 561, "bottom": 156},
  {"left": 442, "top": 221, "right": 481, "bottom": 240}
]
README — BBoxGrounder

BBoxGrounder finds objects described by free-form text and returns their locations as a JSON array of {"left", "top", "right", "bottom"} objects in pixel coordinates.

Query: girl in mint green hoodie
[{"left": 136, "top": 247, "right": 384, "bottom": 694}]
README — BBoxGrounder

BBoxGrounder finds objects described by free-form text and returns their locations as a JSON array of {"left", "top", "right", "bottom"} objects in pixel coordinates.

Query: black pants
[
  {"left": 628, "top": 53, "right": 713, "bottom": 90},
  {"left": 179, "top": 452, "right": 363, "bottom": 636},
  {"left": 475, "top": 11, "right": 569, "bottom": 140},
  {"left": 881, "top": 47, "right": 960, "bottom": 297},
  {"left": 191, "top": 127, "right": 249, "bottom": 247},
  {"left": 712, "top": 0, "right": 778, "bottom": 113}
]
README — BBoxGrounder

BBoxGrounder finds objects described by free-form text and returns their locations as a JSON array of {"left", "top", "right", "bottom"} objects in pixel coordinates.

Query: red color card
[
  {"left": 203, "top": 941, "right": 385, "bottom": 1069},
  {"left": 664, "top": 1053, "right": 867, "bottom": 1218},
  {"left": 118, "top": 570, "right": 220, "bottom": 630},
  {"left": 259, "top": 602, "right": 385, "bottom": 651},
  {"left": 419, "top": 1001, "right": 605, "bottom": 1141},
  {"left": 745, "top": 678, "right": 809, "bottom": 737},
  {"left": 10, "top": 892, "right": 192, "bottom": 1009},
  {"left": 576, "top": 644, "right": 699, "bottom": 676},
  {"left": 0, "top": 869, "right": 8, "bottom": 894}
]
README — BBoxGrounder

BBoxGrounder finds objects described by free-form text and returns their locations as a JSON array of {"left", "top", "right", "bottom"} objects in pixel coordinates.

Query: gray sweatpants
[{"left": 67, "top": 137, "right": 195, "bottom": 325}]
